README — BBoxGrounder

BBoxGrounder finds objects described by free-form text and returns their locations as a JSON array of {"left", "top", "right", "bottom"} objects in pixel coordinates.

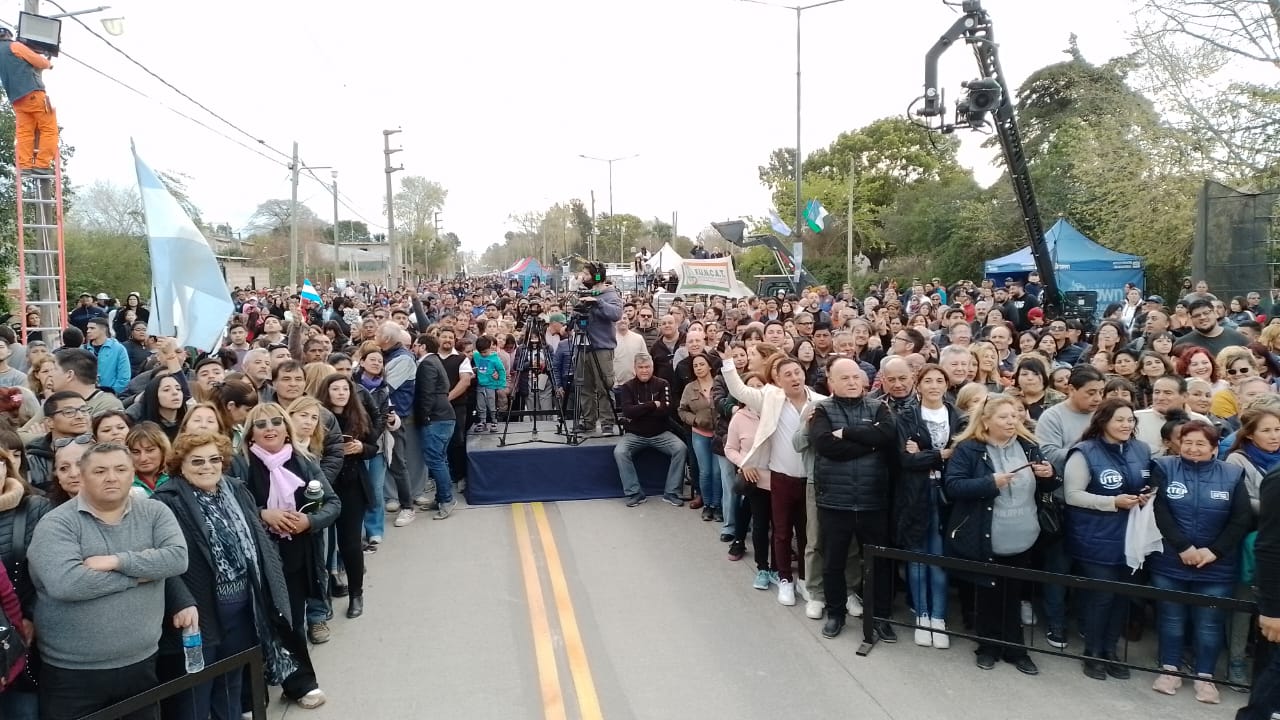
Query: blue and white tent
[{"left": 983, "top": 219, "right": 1144, "bottom": 315}]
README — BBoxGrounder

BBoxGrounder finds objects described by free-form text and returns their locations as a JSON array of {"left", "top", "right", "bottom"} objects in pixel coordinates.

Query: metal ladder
[{"left": 16, "top": 159, "right": 66, "bottom": 345}]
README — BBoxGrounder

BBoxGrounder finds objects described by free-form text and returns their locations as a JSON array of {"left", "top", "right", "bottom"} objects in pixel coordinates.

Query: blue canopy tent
[
  {"left": 502, "top": 257, "right": 550, "bottom": 291},
  {"left": 983, "top": 219, "right": 1144, "bottom": 318}
]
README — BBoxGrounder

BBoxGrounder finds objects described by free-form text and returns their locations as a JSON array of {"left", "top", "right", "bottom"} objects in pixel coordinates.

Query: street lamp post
[
  {"left": 331, "top": 170, "right": 340, "bottom": 285},
  {"left": 578, "top": 153, "right": 639, "bottom": 266},
  {"left": 741, "top": 0, "right": 846, "bottom": 278}
]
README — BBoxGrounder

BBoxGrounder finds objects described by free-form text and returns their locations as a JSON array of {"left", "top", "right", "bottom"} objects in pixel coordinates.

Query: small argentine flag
[
  {"left": 301, "top": 279, "right": 323, "bottom": 304},
  {"left": 768, "top": 209, "right": 793, "bottom": 237},
  {"left": 805, "top": 200, "right": 829, "bottom": 233}
]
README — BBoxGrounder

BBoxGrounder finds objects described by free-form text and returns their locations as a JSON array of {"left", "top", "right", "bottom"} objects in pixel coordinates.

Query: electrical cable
[
  {"left": 0, "top": 19, "right": 290, "bottom": 170},
  {"left": 300, "top": 167, "right": 386, "bottom": 231},
  {"left": 45, "top": 0, "right": 295, "bottom": 163}
]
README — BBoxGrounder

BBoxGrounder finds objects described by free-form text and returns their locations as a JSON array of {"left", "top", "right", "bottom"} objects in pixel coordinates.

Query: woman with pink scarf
[{"left": 232, "top": 403, "right": 338, "bottom": 710}]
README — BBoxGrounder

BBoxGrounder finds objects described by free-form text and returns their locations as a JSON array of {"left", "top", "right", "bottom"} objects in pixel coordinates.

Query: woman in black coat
[
  {"left": 154, "top": 430, "right": 305, "bottom": 719},
  {"left": 0, "top": 455, "right": 50, "bottom": 716},
  {"left": 944, "top": 394, "right": 1059, "bottom": 676},
  {"left": 895, "top": 364, "right": 960, "bottom": 648},
  {"left": 315, "top": 373, "right": 381, "bottom": 619},
  {"left": 235, "top": 404, "right": 339, "bottom": 710}
]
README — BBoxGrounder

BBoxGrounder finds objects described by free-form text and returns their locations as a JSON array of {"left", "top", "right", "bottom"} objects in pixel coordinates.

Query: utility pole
[
  {"left": 331, "top": 170, "right": 340, "bottom": 285},
  {"left": 289, "top": 141, "right": 300, "bottom": 289},
  {"left": 589, "top": 190, "right": 597, "bottom": 261},
  {"left": 846, "top": 157, "right": 855, "bottom": 287},
  {"left": 433, "top": 211, "right": 443, "bottom": 277},
  {"left": 383, "top": 129, "right": 404, "bottom": 286}
]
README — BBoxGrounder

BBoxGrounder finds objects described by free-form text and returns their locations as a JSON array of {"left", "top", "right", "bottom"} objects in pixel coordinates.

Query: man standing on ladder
[{"left": 0, "top": 26, "right": 56, "bottom": 174}]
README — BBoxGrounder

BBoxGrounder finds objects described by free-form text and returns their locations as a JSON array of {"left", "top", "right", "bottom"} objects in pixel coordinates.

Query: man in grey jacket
[
  {"left": 573, "top": 263, "right": 624, "bottom": 435},
  {"left": 29, "top": 441, "right": 189, "bottom": 720}
]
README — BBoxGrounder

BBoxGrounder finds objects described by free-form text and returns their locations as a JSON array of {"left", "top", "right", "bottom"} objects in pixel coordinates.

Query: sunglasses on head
[{"left": 252, "top": 417, "right": 286, "bottom": 430}]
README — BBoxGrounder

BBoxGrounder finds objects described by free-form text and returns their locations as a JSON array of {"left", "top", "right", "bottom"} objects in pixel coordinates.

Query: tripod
[
  {"left": 565, "top": 327, "right": 622, "bottom": 446},
  {"left": 497, "top": 320, "right": 570, "bottom": 447}
]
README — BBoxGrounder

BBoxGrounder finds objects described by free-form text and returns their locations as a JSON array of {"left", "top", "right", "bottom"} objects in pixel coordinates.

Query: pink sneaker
[{"left": 1152, "top": 667, "right": 1181, "bottom": 696}]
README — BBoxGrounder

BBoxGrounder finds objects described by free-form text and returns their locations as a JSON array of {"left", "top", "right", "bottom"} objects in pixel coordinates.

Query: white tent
[{"left": 644, "top": 243, "right": 683, "bottom": 272}]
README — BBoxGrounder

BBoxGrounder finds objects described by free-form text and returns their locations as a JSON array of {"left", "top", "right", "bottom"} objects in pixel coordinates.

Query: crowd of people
[{"left": 0, "top": 269, "right": 1274, "bottom": 718}]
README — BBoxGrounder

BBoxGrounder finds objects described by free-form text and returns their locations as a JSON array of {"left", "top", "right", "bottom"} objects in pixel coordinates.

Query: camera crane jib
[{"left": 912, "top": 0, "right": 1060, "bottom": 316}]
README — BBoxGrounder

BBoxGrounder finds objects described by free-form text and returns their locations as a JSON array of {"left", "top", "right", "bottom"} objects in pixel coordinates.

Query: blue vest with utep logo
[
  {"left": 1149, "top": 455, "right": 1242, "bottom": 583},
  {"left": 1065, "top": 438, "right": 1151, "bottom": 566}
]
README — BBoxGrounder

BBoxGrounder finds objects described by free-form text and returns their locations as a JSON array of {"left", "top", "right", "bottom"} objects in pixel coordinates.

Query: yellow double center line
[{"left": 513, "top": 502, "right": 603, "bottom": 720}]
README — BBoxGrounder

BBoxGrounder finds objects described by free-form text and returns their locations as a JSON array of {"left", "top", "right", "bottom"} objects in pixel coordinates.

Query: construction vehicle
[
  {"left": 912, "top": 0, "right": 1062, "bottom": 316},
  {"left": 711, "top": 220, "right": 819, "bottom": 297}
]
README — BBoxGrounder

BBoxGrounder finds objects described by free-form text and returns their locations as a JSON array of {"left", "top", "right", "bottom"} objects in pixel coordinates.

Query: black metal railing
[
  {"left": 79, "top": 647, "right": 268, "bottom": 720},
  {"left": 857, "top": 545, "right": 1257, "bottom": 691}
]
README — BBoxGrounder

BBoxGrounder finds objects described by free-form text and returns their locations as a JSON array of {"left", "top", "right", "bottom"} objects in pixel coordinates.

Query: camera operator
[{"left": 573, "top": 263, "right": 624, "bottom": 434}]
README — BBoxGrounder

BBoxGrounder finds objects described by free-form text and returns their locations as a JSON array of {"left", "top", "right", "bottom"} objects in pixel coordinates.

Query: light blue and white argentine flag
[
  {"left": 768, "top": 209, "right": 793, "bottom": 237},
  {"left": 300, "top": 279, "right": 322, "bottom": 304},
  {"left": 133, "top": 143, "right": 234, "bottom": 351}
]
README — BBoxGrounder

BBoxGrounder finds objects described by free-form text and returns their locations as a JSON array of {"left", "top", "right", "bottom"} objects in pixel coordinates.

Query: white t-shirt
[
  {"left": 920, "top": 404, "right": 950, "bottom": 478},
  {"left": 769, "top": 402, "right": 807, "bottom": 477}
]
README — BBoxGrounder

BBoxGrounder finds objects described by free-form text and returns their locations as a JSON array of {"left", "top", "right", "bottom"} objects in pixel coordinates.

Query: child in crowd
[{"left": 472, "top": 335, "right": 507, "bottom": 433}]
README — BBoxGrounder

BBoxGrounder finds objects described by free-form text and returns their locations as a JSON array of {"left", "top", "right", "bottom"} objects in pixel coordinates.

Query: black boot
[
  {"left": 346, "top": 595, "right": 364, "bottom": 619},
  {"left": 822, "top": 614, "right": 846, "bottom": 639},
  {"left": 329, "top": 574, "right": 348, "bottom": 598}
]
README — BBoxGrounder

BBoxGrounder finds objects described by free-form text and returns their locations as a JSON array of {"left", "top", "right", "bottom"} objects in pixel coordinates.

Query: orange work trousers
[{"left": 12, "top": 90, "right": 58, "bottom": 170}]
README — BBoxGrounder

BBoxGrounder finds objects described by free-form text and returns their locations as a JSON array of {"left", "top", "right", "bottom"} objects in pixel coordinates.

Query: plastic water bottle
[
  {"left": 300, "top": 480, "right": 324, "bottom": 513},
  {"left": 182, "top": 625, "right": 204, "bottom": 673}
]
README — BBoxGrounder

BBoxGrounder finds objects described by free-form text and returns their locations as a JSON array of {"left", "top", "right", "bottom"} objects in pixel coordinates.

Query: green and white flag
[{"left": 805, "top": 199, "right": 829, "bottom": 233}]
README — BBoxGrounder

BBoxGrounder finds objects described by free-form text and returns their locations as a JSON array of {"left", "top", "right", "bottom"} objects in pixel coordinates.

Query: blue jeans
[
  {"left": 1039, "top": 536, "right": 1071, "bottom": 633},
  {"left": 907, "top": 494, "right": 948, "bottom": 621},
  {"left": 364, "top": 455, "right": 386, "bottom": 538},
  {"left": 164, "top": 596, "right": 254, "bottom": 720},
  {"left": 418, "top": 420, "right": 456, "bottom": 504},
  {"left": 0, "top": 690, "right": 38, "bottom": 720},
  {"left": 1151, "top": 573, "right": 1233, "bottom": 674},
  {"left": 690, "top": 433, "right": 720, "bottom": 508},
  {"left": 613, "top": 431, "right": 686, "bottom": 498},
  {"left": 717, "top": 455, "right": 739, "bottom": 535},
  {"left": 1076, "top": 560, "right": 1131, "bottom": 658}
]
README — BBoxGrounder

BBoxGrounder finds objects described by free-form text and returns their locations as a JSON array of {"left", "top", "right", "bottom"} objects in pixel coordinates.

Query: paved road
[{"left": 265, "top": 498, "right": 1247, "bottom": 719}]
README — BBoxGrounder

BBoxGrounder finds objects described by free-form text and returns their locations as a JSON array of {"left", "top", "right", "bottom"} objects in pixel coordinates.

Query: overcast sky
[{"left": 29, "top": 0, "right": 1136, "bottom": 255}]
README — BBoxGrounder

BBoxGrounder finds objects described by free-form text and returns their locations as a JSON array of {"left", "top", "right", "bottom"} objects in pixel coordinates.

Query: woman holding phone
[{"left": 1063, "top": 398, "right": 1152, "bottom": 681}]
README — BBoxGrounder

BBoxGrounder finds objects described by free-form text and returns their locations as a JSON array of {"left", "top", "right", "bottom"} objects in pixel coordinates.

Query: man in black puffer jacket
[{"left": 809, "top": 356, "right": 896, "bottom": 640}]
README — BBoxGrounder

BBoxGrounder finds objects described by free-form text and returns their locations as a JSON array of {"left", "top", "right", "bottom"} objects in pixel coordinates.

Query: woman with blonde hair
[
  {"left": 969, "top": 342, "right": 1004, "bottom": 392},
  {"left": 231, "top": 403, "right": 336, "bottom": 709},
  {"left": 1210, "top": 345, "right": 1258, "bottom": 422},
  {"left": 303, "top": 363, "right": 337, "bottom": 398},
  {"left": 127, "top": 421, "right": 172, "bottom": 498},
  {"left": 944, "top": 394, "right": 1059, "bottom": 675},
  {"left": 286, "top": 396, "right": 327, "bottom": 455}
]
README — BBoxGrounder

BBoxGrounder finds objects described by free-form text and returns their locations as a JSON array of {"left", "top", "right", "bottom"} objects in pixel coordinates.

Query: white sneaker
[
  {"left": 393, "top": 509, "right": 416, "bottom": 527},
  {"left": 930, "top": 617, "right": 950, "bottom": 649},
  {"left": 913, "top": 615, "right": 933, "bottom": 647},
  {"left": 795, "top": 578, "right": 812, "bottom": 603},
  {"left": 1020, "top": 600, "right": 1036, "bottom": 626},
  {"left": 847, "top": 593, "right": 863, "bottom": 618},
  {"left": 777, "top": 580, "right": 796, "bottom": 606},
  {"left": 804, "top": 600, "right": 824, "bottom": 619},
  {"left": 385, "top": 500, "right": 401, "bottom": 513}
]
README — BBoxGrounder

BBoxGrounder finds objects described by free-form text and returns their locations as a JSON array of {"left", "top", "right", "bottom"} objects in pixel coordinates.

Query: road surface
[{"left": 263, "top": 498, "right": 1247, "bottom": 719}]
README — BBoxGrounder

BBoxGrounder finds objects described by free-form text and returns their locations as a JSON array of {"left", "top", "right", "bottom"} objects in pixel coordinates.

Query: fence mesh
[{"left": 1193, "top": 180, "right": 1280, "bottom": 300}]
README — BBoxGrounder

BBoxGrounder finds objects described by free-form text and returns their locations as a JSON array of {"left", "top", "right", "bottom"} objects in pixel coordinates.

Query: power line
[
  {"left": 0, "top": 19, "right": 291, "bottom": 170},
  {"left": 46, "top": 0, "right": 295, "bottom": 163},
  {"left": 301, "top": 166, "right": 387, "bottom": 231}
]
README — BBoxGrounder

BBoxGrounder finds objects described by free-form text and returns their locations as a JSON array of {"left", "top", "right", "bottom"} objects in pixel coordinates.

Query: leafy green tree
[{"left": 65, "top": 230, "right": 151, "bottom": 300}]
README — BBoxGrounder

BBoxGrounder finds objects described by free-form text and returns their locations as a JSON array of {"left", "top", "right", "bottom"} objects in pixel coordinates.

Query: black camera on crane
[{"left": 956, "top": 77, "right": 1003, "bottom": 128}]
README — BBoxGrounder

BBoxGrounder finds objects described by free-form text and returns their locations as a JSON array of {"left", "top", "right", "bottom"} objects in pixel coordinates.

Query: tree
[
  {"left": 67, "top": 179, "right": 143, "bottom": 236},
  {"left": 248, "top": 199, "right": 321, "bottom": 235},
  {"left": 1134, "top": 0, "right": 1280, "bottom": 181},
  {"left": 65, "top": 229, "right": 151, "bottom": 300},
  {"left": 328, "top": 220, "right": 370, "bottom": 243},
  {"left": 391, "top": 176, "right": 447, "bottom": 238}
]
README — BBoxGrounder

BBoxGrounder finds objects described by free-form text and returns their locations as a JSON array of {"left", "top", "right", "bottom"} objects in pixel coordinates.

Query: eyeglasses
[
  {"left": 187, "top": 455, "right": 224, "bottom": 468},
  {"left": 1226, "top": 367, "right": 1253, "bottom": 376},
  {"left": 252, "top": 417, "right": 286, "bottom": 430},
  {"left": 1190, "top": 311, "right": 1214, "bottom": 320},
  {"left": 1049, "top": 325, "right": 1067, "bottom": 331},
  {"left": 52, "top": 405, "right": 91, "bottom": 419},
  {"left": 638, "top": 314, "right": 653, "bottom": 319},
  {"left": 796, "top": 320, "right": 814, "bottom": 326},
  {"left": 53, "top": 434, "right": 93, "bottom": 449},
  {"left": 893, "top": 335, "right": 911, "bottom": 343}
]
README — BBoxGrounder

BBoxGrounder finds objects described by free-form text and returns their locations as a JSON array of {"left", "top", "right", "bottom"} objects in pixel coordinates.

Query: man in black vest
[
  {"left": 807, "top": 357, "right": 896, "bottom": 640},
  {"left": 435, "top": 328, "right": 473, "bottom": 488}
]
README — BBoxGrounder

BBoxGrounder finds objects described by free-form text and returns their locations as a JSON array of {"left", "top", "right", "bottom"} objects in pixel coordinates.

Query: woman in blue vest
[
  {"left": 1149, "top": 419, "right": 1254, "bottom": 704},
  {"left": 1063, "top": 398, "right": 1152, "bottom": 681}
]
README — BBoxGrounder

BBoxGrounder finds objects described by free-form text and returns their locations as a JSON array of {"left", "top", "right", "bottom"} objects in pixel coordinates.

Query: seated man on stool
[{"left": 614, "top": 353, "right": 686, "bottom": 507}]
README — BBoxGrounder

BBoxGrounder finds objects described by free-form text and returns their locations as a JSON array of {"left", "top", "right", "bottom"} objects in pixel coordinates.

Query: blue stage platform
[{"left": 465, "top": 423, "right": 675, "bottom": 505}]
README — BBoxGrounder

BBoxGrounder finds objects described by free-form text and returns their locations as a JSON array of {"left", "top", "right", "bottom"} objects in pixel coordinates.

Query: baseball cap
[
  {"left": 95, "top": 292, "right": 110, "bottom": 301},
  {"left": 548, "top": 313, "right": 567, "bottom": 324},
  {"left": 1145, "top": 295, "right": 1164, "bottom": 305},
  {"left": 1027, "top": 307, "right": 1045, "bottom": 320}
]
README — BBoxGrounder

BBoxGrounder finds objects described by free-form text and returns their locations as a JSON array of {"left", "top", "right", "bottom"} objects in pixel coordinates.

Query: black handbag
[{"left": 1036, "top": 490, "right": 1065, "bottom": 540}]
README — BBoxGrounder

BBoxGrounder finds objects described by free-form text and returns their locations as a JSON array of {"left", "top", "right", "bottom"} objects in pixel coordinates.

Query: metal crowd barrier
[
  {"left": 857, "top": 544, "right": 1258, "bottom": 691},
  {"left": 79, "top": 647, "right": 268, "bottom": 720}
]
